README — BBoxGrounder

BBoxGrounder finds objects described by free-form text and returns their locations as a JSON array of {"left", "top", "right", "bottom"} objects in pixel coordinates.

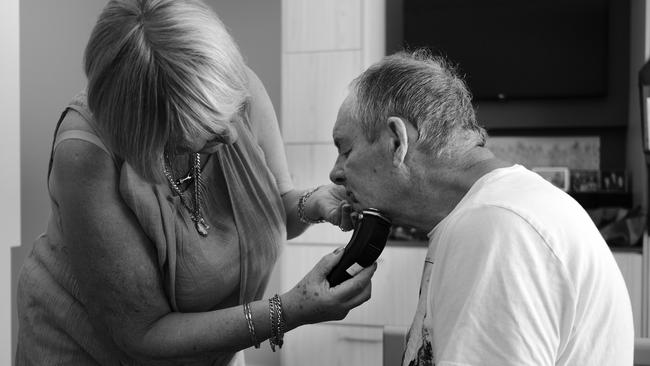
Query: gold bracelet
[
  {"left": 243, "top": 303, "right": 260, "bottom": 349},
  {"left": 297, "top": 186, "right": 327, "bottom": 224}
]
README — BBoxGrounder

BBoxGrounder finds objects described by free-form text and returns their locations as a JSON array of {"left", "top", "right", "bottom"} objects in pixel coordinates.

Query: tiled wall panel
[
  {"left": 283, "top": 0, "right": 362, "bottom": 52},
  {"left": 282, "top": 51, "right": 362, "bottom": 143}
]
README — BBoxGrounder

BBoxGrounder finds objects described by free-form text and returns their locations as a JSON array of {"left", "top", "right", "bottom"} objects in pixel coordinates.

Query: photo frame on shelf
[
  {"left": 600, "top": 171, "right": 628, "bottom": 192},
  {"left": 532, "top": 167, "right": 570, "bottom": 192},
  {"left": 570, "top": 169, "right": 600, "bottom": 192}
]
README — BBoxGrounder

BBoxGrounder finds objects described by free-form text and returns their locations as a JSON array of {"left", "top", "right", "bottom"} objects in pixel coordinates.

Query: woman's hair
[
  {"left": 84, "top": 0, "right": 249, "bottom": 182},
  {"left": 349, "top": 49, "right": 486, "bottom": 158}
]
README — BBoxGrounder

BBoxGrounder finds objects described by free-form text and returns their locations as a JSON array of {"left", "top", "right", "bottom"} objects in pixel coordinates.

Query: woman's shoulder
[
  {"left": 54, "top": 135, "right": 116, "bottom": 178},
  {"left": 57, "top": 105, "right": 94, "bottom": 135},
  {"left": 54, "top": 101, "right": 116, "bottom": 163},
  {"left": 51, "top": 110, "right": 119, "bottom": 196}
]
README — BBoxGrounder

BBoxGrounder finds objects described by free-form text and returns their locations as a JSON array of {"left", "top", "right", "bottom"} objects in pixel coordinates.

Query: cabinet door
[
  {"left": 613, "top": 251, "right": 643, "bottom": 336},
  {"left": 282, "top": 324, "right": 383, "bottom": 366},
  {"left": 281, "top": 243, "right": 426, "bottom": 326}
]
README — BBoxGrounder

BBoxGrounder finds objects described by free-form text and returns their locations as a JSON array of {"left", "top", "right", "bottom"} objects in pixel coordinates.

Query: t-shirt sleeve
[{"left": 430, "top": 204, "right": 575, "bottom": 366}]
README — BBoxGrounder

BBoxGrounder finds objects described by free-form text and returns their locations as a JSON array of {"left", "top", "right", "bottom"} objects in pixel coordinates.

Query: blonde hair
[{"left": 84, "top": 0, "right": 249, "bottom": 182}]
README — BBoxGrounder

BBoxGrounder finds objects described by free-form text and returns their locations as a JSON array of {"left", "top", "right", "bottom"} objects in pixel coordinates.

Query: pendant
[
  {"left": 195, "top": 218, "right": 210, "bottom": 237},
  {"left": 176, "top": 175, "right": 193, "bottom": 185}
]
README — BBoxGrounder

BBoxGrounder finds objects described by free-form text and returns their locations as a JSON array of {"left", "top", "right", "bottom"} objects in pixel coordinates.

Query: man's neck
[{"left": 393, "top": 146, "right": 511, "bottom": 232}]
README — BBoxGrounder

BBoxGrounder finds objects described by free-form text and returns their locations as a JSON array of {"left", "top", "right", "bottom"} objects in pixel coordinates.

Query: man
[{"left": 329, "top": 50, "right": 633, "bottom": 365}]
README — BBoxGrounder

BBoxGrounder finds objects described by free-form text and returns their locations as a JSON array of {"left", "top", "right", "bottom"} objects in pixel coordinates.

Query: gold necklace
[{"left": 162, "top": 153, "right": 210, "bottom": 236}]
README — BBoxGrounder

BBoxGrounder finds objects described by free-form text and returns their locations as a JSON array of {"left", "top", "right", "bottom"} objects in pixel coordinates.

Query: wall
[
  {"left": 628, "top": 0, "right": 648, "bottom": 217},
  {"left": 208, "top": 0, "right": 282, "bottom": 121},
  {"left": 20, "top": 0, "right": 106, "bottom": 251},
  {"left": 16, "top": 1, "right": 107, "bottom": 358},
  {"left": 1, "top": 0, "right": 20, "bottom": 362}
]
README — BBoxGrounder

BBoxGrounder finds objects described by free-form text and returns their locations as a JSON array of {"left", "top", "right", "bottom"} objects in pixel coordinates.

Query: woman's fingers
[
  {"left": 286, "top": 252, "right": 377, "bottom": 326},
  {"left": 336, "top": 203, "right": 354, "bottom": 231},
  {"left": 330, "top": 262, "right": 377, "bottom": 301},
  {"left": 312, "top": 246, "right": 346, "bottom": 278}
]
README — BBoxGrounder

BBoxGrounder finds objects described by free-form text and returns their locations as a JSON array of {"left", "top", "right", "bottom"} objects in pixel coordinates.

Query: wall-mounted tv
[{"left": 402, "top": 0, "right": 610, "bottom": 101}]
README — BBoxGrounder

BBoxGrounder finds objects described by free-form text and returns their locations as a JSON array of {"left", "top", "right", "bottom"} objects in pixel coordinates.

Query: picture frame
[
  {"left": 532, "top": 167, "right": 570, "bottom": 192},
  {"left": 570, "top": 169, "right": 601, "bottom": 192},
  {"left": 600, "top": 171, "right": 628, "bottom": 192}
]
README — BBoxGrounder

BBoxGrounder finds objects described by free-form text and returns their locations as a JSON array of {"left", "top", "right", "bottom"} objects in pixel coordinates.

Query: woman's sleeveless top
[{"left": 16, "top": 93, "right": 287, "bottom": 365}]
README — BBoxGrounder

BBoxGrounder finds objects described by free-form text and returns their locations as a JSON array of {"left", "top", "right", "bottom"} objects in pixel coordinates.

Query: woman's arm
[
  {"left": 245, "top": 68, "right": 354, "bottom": 238},
  {"left": 52, "top": 139, "right": 373, "bottom": 363}
]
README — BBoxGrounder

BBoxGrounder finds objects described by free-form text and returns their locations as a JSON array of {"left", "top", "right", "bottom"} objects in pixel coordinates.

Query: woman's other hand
[
  {"left": 281, "top": 247, "right": 377, "bottom": 327},
  {"left": 307, "top": 184, "right": 358, "bottom": 231}
]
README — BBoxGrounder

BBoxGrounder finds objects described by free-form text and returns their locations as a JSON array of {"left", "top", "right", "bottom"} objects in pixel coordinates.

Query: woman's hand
[
  {"left": 305, "top": 184, "right": 357, "bottom": 231},
  {"left": 280, "top": 247, "right": 377, "bottom": 327}
]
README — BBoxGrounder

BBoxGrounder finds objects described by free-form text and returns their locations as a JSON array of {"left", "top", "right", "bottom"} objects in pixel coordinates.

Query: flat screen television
[{"left": 402, "top": 0, "right": 610, "bottom": 101}]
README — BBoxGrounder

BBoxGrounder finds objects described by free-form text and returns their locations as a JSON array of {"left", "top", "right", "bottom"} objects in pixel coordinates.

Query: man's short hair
[
  {"left": 84, "top": 0, "right": 249, "bottom": 182},
  {"left": 349, "top": 49, "right": 487, "bottom": 157}
]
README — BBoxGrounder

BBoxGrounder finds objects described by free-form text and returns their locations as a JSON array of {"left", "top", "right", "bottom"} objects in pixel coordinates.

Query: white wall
[
  {"left": 20, "top": 0, "right": 107, "bottom": 245},
  {"left": 1, "top": 0, "right": 21, "bottom": 362},
  {"left": 209, "top": 0, "right": 283, "bottom": 121},
  {"left": 16, "top": 0, "right": 108, "bottom": 359}
]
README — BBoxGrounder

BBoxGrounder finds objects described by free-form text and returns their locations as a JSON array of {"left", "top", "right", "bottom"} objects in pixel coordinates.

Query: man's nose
[{"left": 329, "top": 163, "right": 345, "bottom": 185}]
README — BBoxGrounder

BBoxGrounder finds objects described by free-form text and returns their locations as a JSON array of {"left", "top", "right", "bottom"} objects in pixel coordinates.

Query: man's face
[{"left": 329, "top": 96, "right": 394, "bottom": 212}]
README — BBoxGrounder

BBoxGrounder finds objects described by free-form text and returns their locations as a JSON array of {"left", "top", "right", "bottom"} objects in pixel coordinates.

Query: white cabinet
[
  {"left": 279, "top": 242, "right": 426, "bottom": 366},
  {"left": 613, "top": 251, "right": 644, "bottom": 336},
  {"left": 280, "top": 243, "right": 426, "bottom": 326},
  {"left": 283, "top": 323, "right": 383, "bottom": 366}
]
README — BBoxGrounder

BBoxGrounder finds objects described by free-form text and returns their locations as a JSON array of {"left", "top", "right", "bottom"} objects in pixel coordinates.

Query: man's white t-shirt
[{"left": 402, "top": 165, "right": 634, "bottom": 366}]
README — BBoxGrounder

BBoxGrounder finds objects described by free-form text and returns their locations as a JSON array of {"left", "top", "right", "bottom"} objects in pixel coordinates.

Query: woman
[{"left": 15, "top": 0, "right": 375, "bottom": 364}]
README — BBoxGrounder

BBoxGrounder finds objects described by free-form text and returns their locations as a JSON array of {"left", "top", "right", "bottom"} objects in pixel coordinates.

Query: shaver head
[
  {"left": 359, "top": 208, "right": 391, "bottom": 225},
  {"left": 326, "top": 207, "right": 392, "bottom": 286}
]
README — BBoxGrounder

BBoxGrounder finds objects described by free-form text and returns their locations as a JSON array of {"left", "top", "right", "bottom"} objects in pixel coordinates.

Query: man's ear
[{"left": 386, "top": 116, "right": 409, "bottom": 166}]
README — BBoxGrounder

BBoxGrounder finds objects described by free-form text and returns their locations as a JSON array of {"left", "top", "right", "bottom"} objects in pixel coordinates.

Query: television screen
[{"left": 403, "top": 0, "right": 609, "bottom": 100}]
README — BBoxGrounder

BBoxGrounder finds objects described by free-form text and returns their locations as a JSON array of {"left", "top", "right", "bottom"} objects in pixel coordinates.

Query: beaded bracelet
[
  {"left": 243, "top": 303, "right": 260, "bottom": 349},
  {"left": 268, "top": 297, "right": 277, "bottom": 352},
  {"left": 297, "top": 186, "right": 327, "bottom": 224},
  {"left": 268, "top": 294, "right": 286, "bottom": 351},
  {"left": 274, "top": 294, "right": 285, "bottom": 348}
]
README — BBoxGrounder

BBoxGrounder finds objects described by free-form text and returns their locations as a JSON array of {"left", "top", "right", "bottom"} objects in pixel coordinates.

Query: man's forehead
[
  {"left": 332, "top": 124, "right": 348, "bottom": 148},
  {"left": 332, "top": 97, "right": 356, "bottom": 143},
  {"left": 332, "top": 113, "right": 357, "bottom": 146}
]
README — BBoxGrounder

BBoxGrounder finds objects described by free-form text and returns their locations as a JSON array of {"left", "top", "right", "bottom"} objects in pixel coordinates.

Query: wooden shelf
[{"left": 570, "top": 191, "right": 632, "bottom": 209}]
